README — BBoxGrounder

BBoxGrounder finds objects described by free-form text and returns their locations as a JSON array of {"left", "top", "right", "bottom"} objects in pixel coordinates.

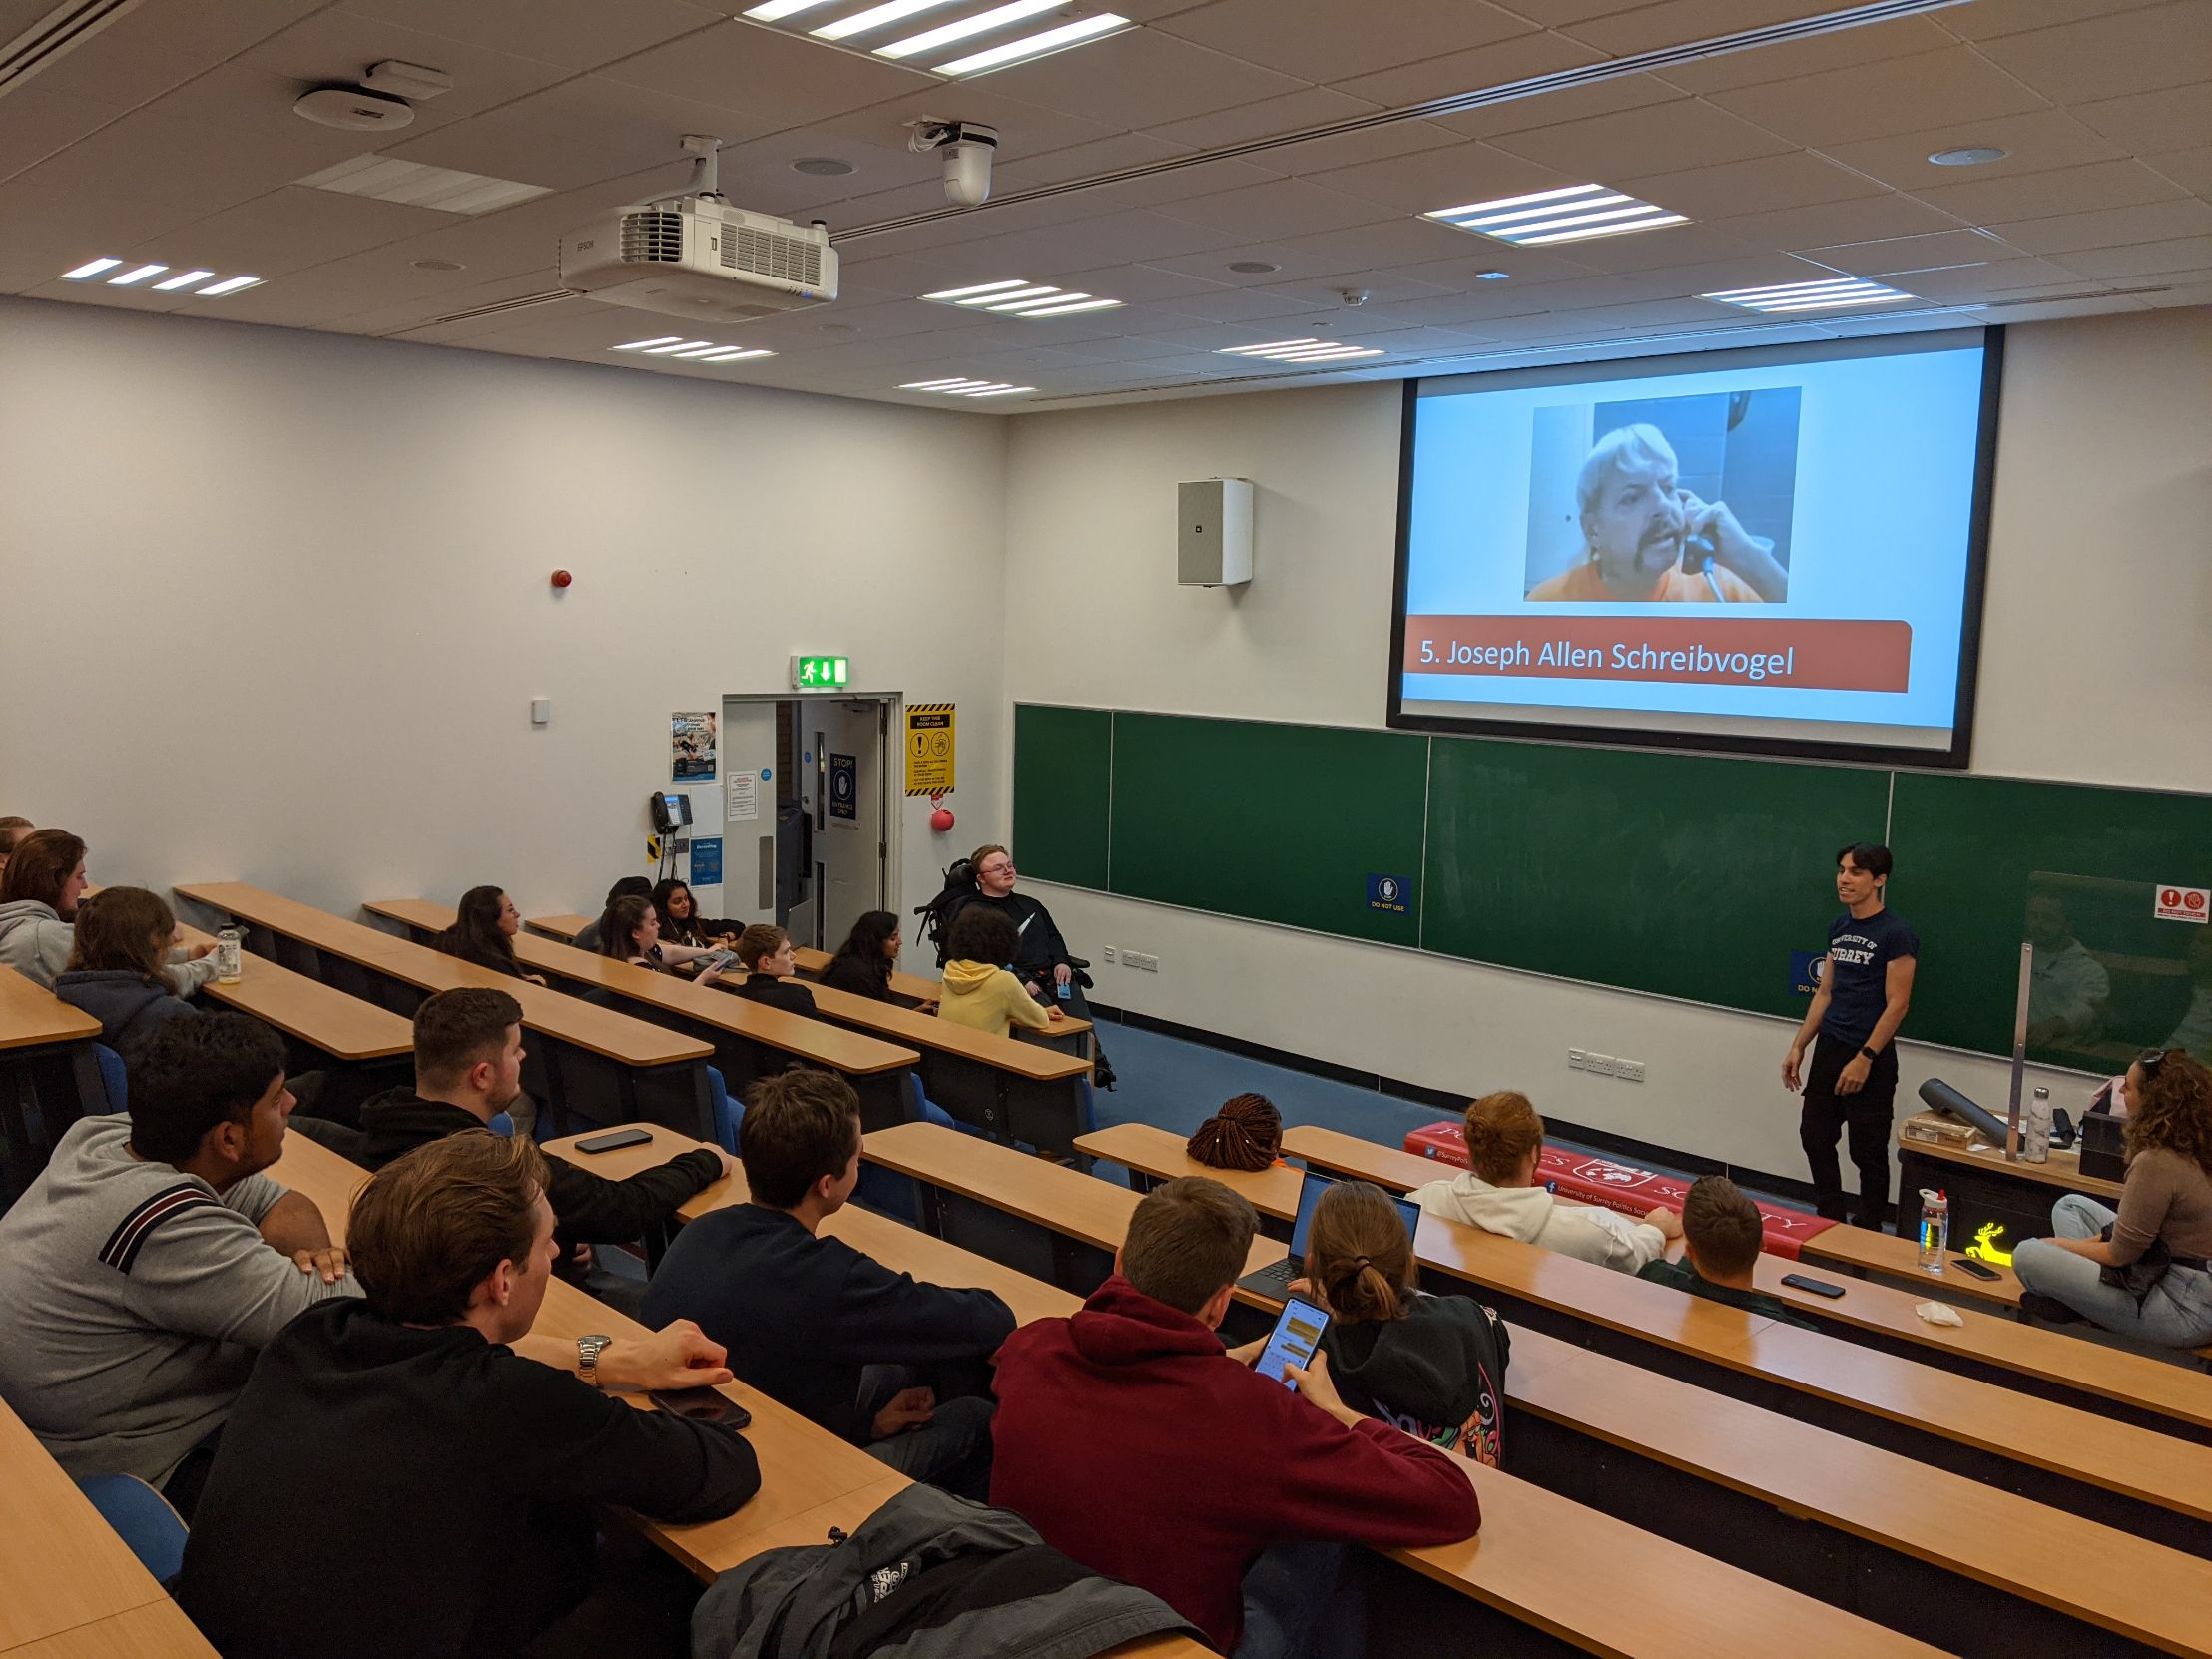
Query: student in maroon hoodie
[{"left": 990, "top": 1176, "right": 1478, "bottom": 1657}]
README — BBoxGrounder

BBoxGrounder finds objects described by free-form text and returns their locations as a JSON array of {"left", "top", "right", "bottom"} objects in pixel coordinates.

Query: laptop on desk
[{"left": 1238, "top": 1169, "right": 1425, "bottom": 1302}]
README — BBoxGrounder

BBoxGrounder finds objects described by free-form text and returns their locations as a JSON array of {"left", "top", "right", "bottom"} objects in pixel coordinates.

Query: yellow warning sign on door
[{"left": 905, "top": 703, "right": 956, "bottom": 797}]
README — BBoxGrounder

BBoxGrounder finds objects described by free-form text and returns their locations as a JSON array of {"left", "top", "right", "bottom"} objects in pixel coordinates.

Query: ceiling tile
[
  {"left": 2053, "top": 235, "right": 2212, "bottom": 279},
  {"left": 1972, "top": 2, "right": 2212, "bottom": 105},
  {"left": 2145, "top": 146, "right": 2212, "bottom": 199},
  {"left": 1332, "top": 29, "right": 1604, "bottom": 109},
  {"left": 1275, "top": 214, "right": 1494, "bottom": 275},
  {"left": 2070, "top": 86, "right": 2212, "bottom": 159},
  {"left": 1904, "top": 159, "right": 2187, "bottom": 227},
  {"left": 1151, "top": 0, "right": 1535, "bottom": 85},
  {"left": 335, "top": 0, "right": 723, "bottom": 71},
  {"left": 972, "top": 28, "right": 1311, "bottom": 131},
  {"left": 1815, "top": 109, "right": 2127, "bottom": 196},
  {"left": 1486, "top": 96, "right": 1792, "bottom": 180},
  {"left": 0, "top": 86, "right": 124, "bottom": 185},
  {"left": 589, "top": 20, "right": 932, "bottom": 128},
  {"left": 1988, "top": 198, "right": 2212, "bottom": 258},
  {"left": 1084, "top": 156, "right": 1287, "bottom": 210},
  {"left": 1259, "top": 120, "right": 1465, "bottom": 181},
  {"left": 1530, "top": 220, "right": 1757, "bottom": 273},
  {"left": 830, "top": 82, "right": 1127, "bottom": 168},
  {"left": 1707, "top": 46, "right": 2048, "bottom": 149},
  {"left": 1890, "top": 256, "right": 2084, "bottom": 298},
  {"left": 1795, "top": 228, "right": 2014, "bottom": 276},
  {"left": 1141, "top": 87, "right": 1382, "bottom": 153},
  {"left": 1652, "top": 15, "right": 1952, "bottom": 96},
  {"left": 1155, "top": 177, "right": 1401, "bottom": 242},
  {"left": 990, "top": 133, "right": 1192, "bottom": 195},
  {"left": 1614, "top": 152, "right": 1890, "bottom": 222},
  {"left": 1157, "top": 285, "right": 1327, "bottom": 322},
  {"left": 1935, "top": 0, "right": 2169, "bottom": 40},
  {"left": 1430, "top": 72, "right": 1678, "bottom": 143},
  {"left": 1712, "top": 191, "right": 1961, "bottom": 248},
  {"left": 1568, "top": 0, "right": 1887, "bottom": 57},
  {"left": 9, "top": 0, "right": 326, "bottom": 113},
  {"left": 128, "top": 185, "right": 455, "bottom": 277}
]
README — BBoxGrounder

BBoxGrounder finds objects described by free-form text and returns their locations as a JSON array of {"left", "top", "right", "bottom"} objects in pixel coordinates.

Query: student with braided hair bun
[
  {"left": 1186, "top": 1092, "right": 1283, "bottom": 1172},
  {"left": 1299, "top": 1179, "right": 1509, "bottom": 1466}
]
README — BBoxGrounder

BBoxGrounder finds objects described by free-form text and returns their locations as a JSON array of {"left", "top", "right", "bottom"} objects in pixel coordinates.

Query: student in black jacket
[
  {"left": 356, "top": 988, "right": 730, "bottom": 1271},
  {"left": 431, "top": 885, "right": 548, "bottom": 985},
  {"left": 1302, "top": 1178, "right": 1510, "bottom": 1466},
  {"left": 950, "top": 844, "right": 1114, "bottom": 1089},
  {"left": 642, "top": 1068, "right": 1014, "bottom": 1497},
  {"left": 177, "top": 1131, "right": 758, "bottom": 1659},
  {"left": 730, "top": 923, "right": 818, "bottom": 1017}
]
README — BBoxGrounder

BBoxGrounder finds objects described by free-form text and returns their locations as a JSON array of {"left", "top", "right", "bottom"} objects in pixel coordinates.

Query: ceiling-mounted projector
[{"left": 559, "top": 135, "right": 837, "bottom": 325}]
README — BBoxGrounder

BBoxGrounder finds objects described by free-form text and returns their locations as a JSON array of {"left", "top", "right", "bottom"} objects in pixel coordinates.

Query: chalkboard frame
[{"left": 1383, "top": 329, "right": 2008, "bottom": 772}]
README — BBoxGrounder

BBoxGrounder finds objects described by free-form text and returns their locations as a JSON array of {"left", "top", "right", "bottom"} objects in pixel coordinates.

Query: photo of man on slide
[{"left": 1526, "top": 399, "right": 1795, "bottom": 605}]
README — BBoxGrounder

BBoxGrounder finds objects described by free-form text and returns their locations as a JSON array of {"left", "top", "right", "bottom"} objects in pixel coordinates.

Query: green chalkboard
[
  {"left": 1421, "top": 738, "right": 1891, "bottom": 1016},
  {"left": 1890, "top": 773, "right": 2212, "bottom": 1055},
  {"left": 1011, "top": 705, "right": 1112, "bottom": 889},
  {"left": 1108, "top": 713, "right": 1430, "bottom": 943}
]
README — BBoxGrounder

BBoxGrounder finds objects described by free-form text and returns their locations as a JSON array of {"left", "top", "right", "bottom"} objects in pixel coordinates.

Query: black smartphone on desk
[
  {"left": 649, "top": 1387, "right": 752, "bottom": 1430},
  {"left": 1780, "top": 1273, "right": 1847, "bottom": 1299},
  {"left": 574, "top": 1127, "right": 653, "bottom": 1154},
  {"left": 1950, "top": 1256, "right": 2001, "bottom": 1281}
]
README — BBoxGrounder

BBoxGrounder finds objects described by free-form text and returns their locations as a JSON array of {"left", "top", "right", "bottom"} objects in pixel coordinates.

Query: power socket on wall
[
  {"left": 1102, "top": 946, "right": 1117, "bottom": 963},
  {"left": 1123, "top": 950, "right": 1160, "bottom": 972},
  {"left": 1568, "top": 1049, "right": 1644, "bottom": 1083}
]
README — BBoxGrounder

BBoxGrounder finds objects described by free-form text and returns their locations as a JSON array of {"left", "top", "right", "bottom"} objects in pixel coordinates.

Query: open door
[
  {"left": 805, "top": 698, "right": 890, "bottom": 951},
  {"left": 716, "top": 696, "right": 779, "bottom": 927}
]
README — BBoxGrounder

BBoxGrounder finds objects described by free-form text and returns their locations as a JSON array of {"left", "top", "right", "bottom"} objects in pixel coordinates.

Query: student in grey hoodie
[
  {"left": 1411, "top": 1090, "right": 1680, "bottom": 1275},
  {"left": 53, "top": 886, "right": 207, "bottom": 1062},
  {"left": 0, "top": 829, "right": 219, "bottom": 993}
]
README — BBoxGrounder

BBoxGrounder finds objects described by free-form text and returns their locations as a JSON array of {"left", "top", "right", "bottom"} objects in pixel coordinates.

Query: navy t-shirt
[{"left": 1821, "top": 907, "right": 1918, "bottom": 1046}]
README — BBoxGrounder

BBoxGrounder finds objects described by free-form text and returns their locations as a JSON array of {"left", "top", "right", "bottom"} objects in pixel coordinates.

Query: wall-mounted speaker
[{"left": 1178, "top": 477, "right": 1254, "bottom": 587}]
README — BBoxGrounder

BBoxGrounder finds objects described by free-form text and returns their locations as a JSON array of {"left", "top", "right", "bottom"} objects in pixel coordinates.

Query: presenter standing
[{"left": 1784, "top": 844, "right": 1918, "bottom": 1230}]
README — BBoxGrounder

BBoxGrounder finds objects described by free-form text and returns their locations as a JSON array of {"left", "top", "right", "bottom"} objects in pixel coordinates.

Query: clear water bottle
[
  {"left": 215, "top": 927, "right": 244, "bottom": 984},
  {"left": 1918, "top": 1188, "right": 1948, "bottom": 1274},
  {"left": 2024, "top": 1086, "right": 2051, "bottom": 1164}
]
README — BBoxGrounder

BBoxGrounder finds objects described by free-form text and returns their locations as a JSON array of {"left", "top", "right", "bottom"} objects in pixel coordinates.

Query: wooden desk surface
[
  {"left": 0, "top": 1398, "right": 171, "bottom": 1650},
  {"left": 790, "top": 975, "right": 1091, "bottom": 1081},
  {"left": 544, "top": 1125, "right": 1082, "bottom": 1329},
  {"left": 862, "top": 1121, "right": 1288, "bottom": 1285},
  {"left": 531, "top": 916, "right": 945, "bottom": 1006},
  {"left": 1076, "top": 1122, "right": 1304, "bottom": 1218},
  {"left": 179, "top": 885, "right": 711, "bottom": 1070},
  {"left": 0, "top": 965, "right": 101, "bottom": 1053},
  {"left": 3, "top": 1599, "right": 219, "bottom": 1659},
  {"left": 1902, "top": 1133, "right": 2127, "bottom": 1201},
  {"left": 1800, "top": 1223, "right": 2024, "bottom": 1310},
  {"left": 1284, "top": 1124, "right": 2212, "bottom": 1436},
  {"left": 377, "top": 900, "right": 918, "bottom": 1078},
  {"left": 171, "top": 924, "right": 410, "bottom": 1062}
]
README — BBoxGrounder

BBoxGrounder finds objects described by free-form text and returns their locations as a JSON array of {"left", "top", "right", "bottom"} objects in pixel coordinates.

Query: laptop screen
[{"left": 1287, "top": 1171, "right": 1423, "bottom": 1266}]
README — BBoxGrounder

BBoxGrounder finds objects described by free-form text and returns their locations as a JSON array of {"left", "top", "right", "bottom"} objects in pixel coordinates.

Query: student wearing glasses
[
  {"left": 950, "top": 843, "right": 1115, "bottom": 1089},
  {"left": 2012, "top": 1048, "right": 2212, "bottom": 1350}
]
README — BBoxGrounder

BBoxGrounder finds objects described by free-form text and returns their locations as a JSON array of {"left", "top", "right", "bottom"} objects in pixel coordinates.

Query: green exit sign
[{"left": 790, "top": 654, "right": 850, "bottom": 690}]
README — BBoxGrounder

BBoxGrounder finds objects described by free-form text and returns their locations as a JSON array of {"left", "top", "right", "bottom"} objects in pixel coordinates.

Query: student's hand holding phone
[
  {"left": 1284, "top": 1350, "right": 1363, "bottom": 1430},
  {"left": 696, "top": 963, "right": 725, "bottom": 989},
  {"left": 873, "top": 1385, "right": 936, "bottom": 1437},
  {"left": 605, "top": 1321, "right": 734, "bottom": 1392},
  {"left": 1224, "top": 1336, "right": 1268, "bottom": 1367}
]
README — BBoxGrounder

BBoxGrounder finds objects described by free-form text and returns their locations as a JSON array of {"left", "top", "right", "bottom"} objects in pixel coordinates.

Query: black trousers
[{"left": 1799, "top": 1032, "right": 1900, "bottom": 1230}]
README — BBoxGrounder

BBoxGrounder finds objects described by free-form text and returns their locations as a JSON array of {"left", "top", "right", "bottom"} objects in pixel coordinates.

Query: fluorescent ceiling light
[
  {"left": 61, "top": 258, "right": 122, "bottom": 280},
  {"left": 695, "top": 347, "right": 775, "bottom": 362},
  {"left": 937, "top": 12, "right": 1124, "bottom": 73},
  {"left": 295, "top": 155, "right": 551, "bottom": 216},
  {"left": 197, "top": 276, "right": 262, "bottom": 296},
  {"left": 610, "top": 338, "right": 775, "bottom": 364},
  {"left": 59, "top": 257, "right": 264, "bottom": 297},
  {"left": 1216, "top": 339, "right": 1384, "bottom": 363},
  {"left": 744, "top": 0, "right": 835, "bottom": 18},
  {"left": 614, "top": 336, "right": 686, "bottom": 350},
  {"left": 814, "top": 0, "right": 960, "bottom": 39},
  {"left": 152, "top": 270, "right": 215, "bottom": 291},
  {"left": 667, "top": 343, "right": 729, "bottom": 358},
  {"left": 1701, "top": 277, "right": 1916, "bottom": 314},
  {"left": 923, "top": 278, "right": 1122, "bottom": 319},
  {"left": 1424, "top": 183, "right": 1684, "bottom": 247},
  {"left": 645, "top": 339, "right": 716, "bottom": 354},
  {"left": 876, "top": 0, "right": 1059, "bottom": 59},
  {"left": 108, "top": 263, "right": 166, "bottom": 285},
  {"left": 899, "top": 377, "right": 1035, "bottom": 396}
]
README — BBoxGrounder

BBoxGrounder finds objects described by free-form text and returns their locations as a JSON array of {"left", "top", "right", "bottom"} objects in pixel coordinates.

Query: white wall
[
  {"left": 1000, "top": 307, "right": 2212, "bottom": 1180},
  {"left": 0, "top": 297, "right": 1007, "bottom": 962}
]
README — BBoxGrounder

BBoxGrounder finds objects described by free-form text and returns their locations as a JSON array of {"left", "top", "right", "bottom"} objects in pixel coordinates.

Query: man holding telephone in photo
[
  {"left": 1528, "top": 423, "right": 1790, "bottom": 604},
  {"left": 1785, "top": 843, "right": 1918, "bottom": 1230}
]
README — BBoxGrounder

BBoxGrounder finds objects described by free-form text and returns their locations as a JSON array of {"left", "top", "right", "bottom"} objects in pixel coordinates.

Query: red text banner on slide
[
  {"left": 1405, "top": 1122, "right": 1837, "bottom": 1260},
  {"left": 1403, "top": 615, "right": 1913, "bottom": 693}
]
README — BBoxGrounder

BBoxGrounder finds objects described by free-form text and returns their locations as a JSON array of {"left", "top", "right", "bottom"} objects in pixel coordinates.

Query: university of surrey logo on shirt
[{"left": 1830, "top": 934, "right": 1880, "bottom": 967}]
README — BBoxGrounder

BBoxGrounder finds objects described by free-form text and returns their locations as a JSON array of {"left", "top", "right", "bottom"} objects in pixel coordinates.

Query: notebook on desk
[{"left": 1238, "top": 1170, "right": 1424, "bottom": 1302}]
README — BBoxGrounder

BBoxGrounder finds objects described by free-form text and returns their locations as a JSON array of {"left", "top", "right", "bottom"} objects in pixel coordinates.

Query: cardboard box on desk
[{"left": 1901, "top": 1109, "right": 1978, "bottom": 1149}]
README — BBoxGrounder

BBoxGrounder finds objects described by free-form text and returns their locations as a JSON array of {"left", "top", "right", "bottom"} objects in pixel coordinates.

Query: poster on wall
[
  {"left": 905, "top": 703, "right": 956, "bottom": 796},
  {"left": 672, "top": 712, "right": 717, "bottom": 783}
]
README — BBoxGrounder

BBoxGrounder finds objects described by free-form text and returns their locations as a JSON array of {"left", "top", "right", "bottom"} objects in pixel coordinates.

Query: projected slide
[{"left": 1391, "top": 331, "right": 1997, "bottom": 763}]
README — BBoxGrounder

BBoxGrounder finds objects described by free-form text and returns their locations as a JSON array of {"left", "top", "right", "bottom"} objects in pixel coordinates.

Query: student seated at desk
[
  {"left": 1188, "top": 1092, "right": 1284, "bottom": 1172},
  {"left": 177, "top": 1132, "right": 759, "bottom": 1659},
  {"left": 1300, "top": 1179, "right": 1510, "bottom": 1466},
  {"left": 937, "top": 905, "right": 1063, "bottom": 1038},
  {"left": 1412, "top": 1091, "right": 1679, "bottom": 1275},
  {"left": 730, "top": 923, "right": 818, "bottom": 1017},
  {"left": 598, "top": 893, "right": 728, "bottom": 983},
  {"left": 654, "top": 877, "right": 738, "bottom": 950},
  {"left": 0, "top": 828, "right": 220, "bottom": 991},
  {"left": 358, "top": 988, "right": 733, "bottom": 1280},
  {"left": 990, "top": 1177, "right": 1479, "bottom": 1659},
  {"left": 433, "top": 885, "right": 548, "bottom": 985},
  {"left": 0, "top": 1015, "right": 356, "bottom": 1516},
  {"left": 823, "top": 908, "right": 933, "bottom": 1010},
  {"left": 0, "top": 813, "right": 31, "bottom": 875},
  {"left": 2013, "top": 1048, "right": 2212, "bottom": 1350},
  {"left": 641, "top": 1069, "right": 1012, "bottom": 1499},
  {"left": 571, "top": 876, "right": 651, "bottom": 954},
  {"left": 53, "top": 886, "right": 207, "bottom": 1062},
  {"left": 1637, "top": 1175, "right": 1815, "bottom": 1329}
]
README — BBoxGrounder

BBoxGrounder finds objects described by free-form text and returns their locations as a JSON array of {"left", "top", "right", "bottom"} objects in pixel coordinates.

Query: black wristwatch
[{"left": 1860, "top": 1045, "right": 1880, "bottom": 1061}]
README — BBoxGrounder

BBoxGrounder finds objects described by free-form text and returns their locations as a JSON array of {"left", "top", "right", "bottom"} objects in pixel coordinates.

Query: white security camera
[{"left": 908, "top": 120, "right": 998, "bottom": 208}]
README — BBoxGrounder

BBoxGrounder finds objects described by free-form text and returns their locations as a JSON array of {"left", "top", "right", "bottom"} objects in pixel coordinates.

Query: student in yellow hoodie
[{"left": 937, "top": 907, "right": 1066, "bottom": 1038}]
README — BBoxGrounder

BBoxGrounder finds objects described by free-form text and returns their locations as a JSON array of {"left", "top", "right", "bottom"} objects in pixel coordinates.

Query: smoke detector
[{"left": 293, "top": 60, "right": 451, "bottom": 132}]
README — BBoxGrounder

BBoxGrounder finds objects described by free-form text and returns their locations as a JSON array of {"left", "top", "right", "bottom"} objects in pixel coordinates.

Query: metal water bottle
[
  {"left": 215, "top": 927, "right": 244, "bottom": 984},
  {"left": 1918, "top": 1188, "right": 1948, "bottom": 1274},
  {"left": 2024, "top": 1086, "right": 2052, "bottom": 1164}
]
